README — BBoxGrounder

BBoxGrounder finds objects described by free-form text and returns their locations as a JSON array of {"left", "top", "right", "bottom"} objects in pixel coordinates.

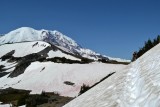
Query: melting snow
[
  {"left": 0, "top": 62, "right": 125, "bottom": 97},
  {"left": 64, "top": 43, "right": 160, "bottom": 107}
]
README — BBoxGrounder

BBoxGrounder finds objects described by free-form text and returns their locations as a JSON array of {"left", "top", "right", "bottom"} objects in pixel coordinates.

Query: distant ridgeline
[{"left": 132, "top": 35, "right": 160, "bottom": 61}]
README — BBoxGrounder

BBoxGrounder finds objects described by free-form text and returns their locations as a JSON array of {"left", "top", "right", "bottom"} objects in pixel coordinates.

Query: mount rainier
[
  {"left": 0, "top": 27, "right": 129, "bottom": 62},
  {"left": 0, "top": 27, "right": 129, "bottom": 106}
]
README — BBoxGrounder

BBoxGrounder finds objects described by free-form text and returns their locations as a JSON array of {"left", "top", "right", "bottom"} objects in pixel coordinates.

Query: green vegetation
[
  {"left": 81, "top": 58, "right": 94, "bottom": 63},
  {"left": 26, "top": 94, "right": 48, "bottom": 107},
  {"left": 0, "top": 87, "right": 30, "bottom": 106},
  {"left": 47, "top": 57, "right": 93, "bottom": 64},
  {"left": 132, "top": 35, "right": 160, "bottom": 61},
  {"left": 98, "top": 59, "right": 130, "bottom": 65},
  {"left": 78, "top": 84, "right": 90, "bottom": 96},
  {"left": 0, "top": 88, "right": 72, "bottom": 107},
  {"left": 17, "top": 95, "right": 28, "bottom": 106}
]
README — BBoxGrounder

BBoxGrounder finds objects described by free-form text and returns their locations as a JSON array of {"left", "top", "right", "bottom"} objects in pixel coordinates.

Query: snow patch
[
  {"left": 0, "top": 62, "right": 125, "bottom": 97},
  {"left": 64, "top": 43, "right": 160, "bottom": 107},
  {"left": 0, "top": 41, "right": 50, "bottom": 57},
  {"left": 47, "top": 50, "right": 80, "bottom": 60}
]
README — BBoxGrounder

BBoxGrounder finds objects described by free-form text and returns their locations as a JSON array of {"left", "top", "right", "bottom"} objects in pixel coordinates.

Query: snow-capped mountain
[
  {"left": 64, "top": 43, "right": 160, "bottom": 106},
  {"left": 0, "top": 41, "right": 79, "bottom": 60},
  {"left": 0, "top": 27, "right": 79, "bottom": 50},
  {"left": 0, "top": 40, "right": 126, "bottom": 97},
  {"left": 0, "top": 27, "right": 130, "bottom": 62},
  {"left": 0, "top": 27, "right": 129, "bottom": 98}
]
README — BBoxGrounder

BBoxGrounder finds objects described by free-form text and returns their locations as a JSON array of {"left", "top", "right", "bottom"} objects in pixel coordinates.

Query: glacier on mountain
[{"left": 0, "top": 27, "right": 130, "bottom": 62}]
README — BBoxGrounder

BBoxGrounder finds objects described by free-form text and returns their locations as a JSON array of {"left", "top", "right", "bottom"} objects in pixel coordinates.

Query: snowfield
[
  {"left": 0, "top": 41, "right": 49, "bottom": 57},
  {"left": 0, "top": 41, "right": 80, "bottom": 61},
  {"left": 47, "top": 50, "right": 80, "bottom": 60},
  {"left": 64, "top": 43, "right": 160, "bottom": 107},
  {"left": 0, "top": 62, "right": 125, "bottom": 97},
  {"left": 0, "top": 27, "right": 132, "bottom": 106},
  {"left": 0, "top": 39, "right": 126, "bottom": 97}
]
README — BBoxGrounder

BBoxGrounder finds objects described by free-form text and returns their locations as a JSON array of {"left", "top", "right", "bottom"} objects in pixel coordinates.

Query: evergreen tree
[
  {"left": 132, "top": 35, "right": 160, "bottom": 61},
  {"left": 157, "top": 35, "right": 160, "bottom": 43}
]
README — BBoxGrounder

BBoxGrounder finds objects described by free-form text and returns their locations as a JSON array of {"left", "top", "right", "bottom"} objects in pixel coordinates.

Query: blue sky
[{"left": 0, "top": 0, "right": 160, "bottom": 59}]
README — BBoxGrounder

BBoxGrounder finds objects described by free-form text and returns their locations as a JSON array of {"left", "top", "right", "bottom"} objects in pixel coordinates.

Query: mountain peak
[
  {"left": 0, "top": 27, "right": 130, "bottom": 62},
  {"left": 15, "top": 26, "right": 35, "bottom": 30},
  {"left": 9, "top": 27, "right": 38, "bottom": 36}
]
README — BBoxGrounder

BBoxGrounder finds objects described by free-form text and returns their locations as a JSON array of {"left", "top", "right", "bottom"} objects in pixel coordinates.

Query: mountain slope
[
  {"left": 64, "top": 43, "right": 160, "bottom": 107},
  {"left": 0, "top": 41, "right": 126, "bottom": 97},
  {"left": 0, "top": 61, "right": 125, "bottom": 97},
  {"left": 0, "top": 41, "right": 79, "bottom": 60},
  {"left": 0, "top": 27, "right": 130, "bottom": 62},
  {"left": 0, "top": 41, "right": 49, "bottom": 57}
]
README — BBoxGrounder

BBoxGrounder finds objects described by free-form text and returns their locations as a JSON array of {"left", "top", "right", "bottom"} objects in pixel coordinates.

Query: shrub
[
  {"left": 17, "top": 95, "right": 28, "bottom": 106},
  {"left": 26, "top": 94, "right": 48, "bottom": 107},
  {"left": 81, "top": 58, "right": 93, "bottom": 64},
  {"left": 98, "top": 58, "right": 107, "bottom": 63},
  {"left": 78, "top": 84, "right": 90, "bottom": 96},
  {"left": 41, "top": 91, "right": 46, "bottom": 97}
]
